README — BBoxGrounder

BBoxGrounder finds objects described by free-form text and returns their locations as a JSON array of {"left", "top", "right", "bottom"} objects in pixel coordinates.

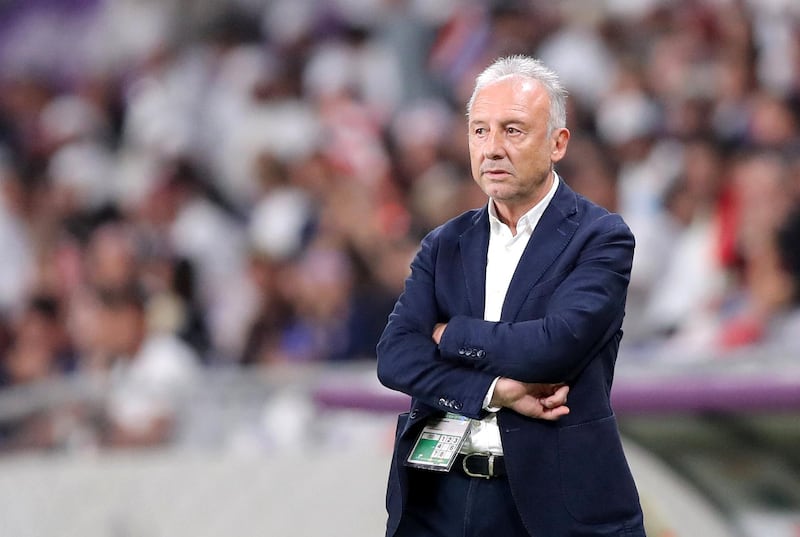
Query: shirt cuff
[{"left": 483, "top": 377, "right": 501, "bottom": 412}]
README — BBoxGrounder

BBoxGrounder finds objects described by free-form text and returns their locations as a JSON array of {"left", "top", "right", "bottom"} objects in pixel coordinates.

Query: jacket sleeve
[
  {"left": 376, "top": 229, "right": 497, "bottom": 420},
  {"left": 437, "top": 217, "right": 634, "bottom": 383}
]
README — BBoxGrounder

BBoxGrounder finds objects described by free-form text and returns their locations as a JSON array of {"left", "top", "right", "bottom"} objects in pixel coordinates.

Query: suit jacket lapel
[
  {"left": 459, "top": 207, "right": 489, "bottom": 318},
  {"left": 501, "top": 181, "right": 580, "bottom": 321}
]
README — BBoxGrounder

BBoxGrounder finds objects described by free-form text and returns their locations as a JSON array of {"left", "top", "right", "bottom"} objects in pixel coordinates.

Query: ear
[{"left": 550, "top": 128, "right": 570, "bottom": 163}]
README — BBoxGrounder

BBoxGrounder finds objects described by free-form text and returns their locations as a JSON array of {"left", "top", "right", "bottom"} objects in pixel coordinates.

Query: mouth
[{"left": 482, "top": 169, "right": 512, "bottom": 179}]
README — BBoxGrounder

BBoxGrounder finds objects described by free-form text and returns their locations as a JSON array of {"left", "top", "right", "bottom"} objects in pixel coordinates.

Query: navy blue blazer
[{"left": 377, "top": 180, "right": 646, "bottom": 536}]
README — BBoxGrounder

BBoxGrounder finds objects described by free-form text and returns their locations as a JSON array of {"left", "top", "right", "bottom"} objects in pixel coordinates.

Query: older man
[{"left": 377, "top": 55, "right": 645, "bottom": 537}]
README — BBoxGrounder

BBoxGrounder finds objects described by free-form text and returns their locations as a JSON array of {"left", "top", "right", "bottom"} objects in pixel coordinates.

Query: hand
[
  {"left": 432, "top": 322, "right": 447, "bottom": 344},
  {"left": 490, "top": 379, "right": 570, "bottom": 420}
]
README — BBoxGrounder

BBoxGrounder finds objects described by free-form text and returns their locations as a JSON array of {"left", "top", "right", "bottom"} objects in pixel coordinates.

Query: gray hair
[{"left": 466, "top": 55, "right": 568, "bottom": 135}]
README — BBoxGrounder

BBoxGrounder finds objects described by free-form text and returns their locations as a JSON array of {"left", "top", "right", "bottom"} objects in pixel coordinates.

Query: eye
[
  {"left": 474, "top": 127, "right": 486, "bottom": 136},
  {"left": 506, "top": 126, "right": 521, "bottom": 135}
]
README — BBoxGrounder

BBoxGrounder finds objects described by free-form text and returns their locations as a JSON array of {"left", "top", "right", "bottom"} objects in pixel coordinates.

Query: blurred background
[{"left": 0, "top": 0, "right": 799, "bottom": 535}]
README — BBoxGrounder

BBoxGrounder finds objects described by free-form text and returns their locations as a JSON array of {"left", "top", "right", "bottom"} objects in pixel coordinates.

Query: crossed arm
[
  {"left": 377, "top": 217, "right": 633, "bottom": 422},
  {"left": 432, "top": 322, "right": 570, "bottom": 420}
]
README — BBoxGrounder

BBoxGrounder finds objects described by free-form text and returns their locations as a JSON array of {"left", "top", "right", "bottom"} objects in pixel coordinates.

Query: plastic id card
[{"left": 405, "top": 412, "right": 471, "bottom": 472}]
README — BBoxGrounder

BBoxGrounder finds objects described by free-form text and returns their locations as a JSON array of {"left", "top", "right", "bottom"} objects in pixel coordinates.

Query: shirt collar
[{"left": 488, "top": 172, "right": 561, "bottom": 235}]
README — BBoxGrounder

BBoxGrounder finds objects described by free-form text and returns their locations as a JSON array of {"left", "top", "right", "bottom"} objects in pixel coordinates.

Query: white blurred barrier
[{"left": 0, "top": 449, "right": 390, "bottom": 537}]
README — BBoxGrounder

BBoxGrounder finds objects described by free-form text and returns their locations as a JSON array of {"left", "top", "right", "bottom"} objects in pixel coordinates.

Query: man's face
[{"left": 468, "top": 76, "right": 568, "bottom": 214}]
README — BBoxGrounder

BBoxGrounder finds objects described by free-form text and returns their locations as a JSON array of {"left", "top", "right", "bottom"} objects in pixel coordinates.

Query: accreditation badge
[{"left": 405, "top": 412, "right": 471, "bottom": 472}]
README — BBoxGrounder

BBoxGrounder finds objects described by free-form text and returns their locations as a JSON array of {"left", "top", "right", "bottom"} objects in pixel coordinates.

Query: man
[
  {"left": 377, "top": 55, "right": 645, "bottom": 537},
  {"left": 89, "top": 284, "right": 199, "bottom": 447}
]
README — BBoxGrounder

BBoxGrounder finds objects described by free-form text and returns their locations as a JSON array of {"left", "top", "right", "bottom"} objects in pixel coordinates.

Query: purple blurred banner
[{"left": 312, "top": 363, "right": 800, "bottom": 415}]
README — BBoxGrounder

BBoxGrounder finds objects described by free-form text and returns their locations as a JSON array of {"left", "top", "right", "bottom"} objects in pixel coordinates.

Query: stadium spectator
[
  {"left": 0, "top": 294, "right": 77, "bottom": 451},
  {"left": 83, "top": 284, "right": 200, "bottom": 448}
]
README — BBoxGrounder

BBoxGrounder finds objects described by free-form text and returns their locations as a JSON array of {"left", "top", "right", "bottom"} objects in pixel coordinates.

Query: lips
[{"left": 483, "top": 168, "right": 512, "bottom": 177}]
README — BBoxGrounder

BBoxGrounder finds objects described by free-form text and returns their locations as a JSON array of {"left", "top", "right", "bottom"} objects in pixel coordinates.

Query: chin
[{"left": 484, "top": 184, "right": 514, "bottom": 198}]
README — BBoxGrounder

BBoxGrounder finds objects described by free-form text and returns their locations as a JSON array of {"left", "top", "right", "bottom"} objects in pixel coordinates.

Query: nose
[{"left": 484, "top": 130, "right": 505, "bottom": 160}]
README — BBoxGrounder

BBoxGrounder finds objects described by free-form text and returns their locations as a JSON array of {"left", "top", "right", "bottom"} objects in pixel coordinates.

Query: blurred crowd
[{"left": 0, "top": 0, "right": 799, "bottom": 450}]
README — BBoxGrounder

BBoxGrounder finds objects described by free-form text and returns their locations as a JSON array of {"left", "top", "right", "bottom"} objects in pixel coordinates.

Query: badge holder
[{"left": 405, "top": 412, "right": 471, "bottom": 472}]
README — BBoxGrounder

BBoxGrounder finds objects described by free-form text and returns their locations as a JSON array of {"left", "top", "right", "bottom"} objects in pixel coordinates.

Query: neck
[{"left": 492, "top": 172, "right": 555, "bottom": 234}]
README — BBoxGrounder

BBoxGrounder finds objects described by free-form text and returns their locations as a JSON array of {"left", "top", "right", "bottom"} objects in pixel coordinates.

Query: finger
[
  {"left": 541, "top": 405, "right": 570, "bottom": 420},
  {"left": 542, "top": 385, "right": 569, "bottom": 408}
]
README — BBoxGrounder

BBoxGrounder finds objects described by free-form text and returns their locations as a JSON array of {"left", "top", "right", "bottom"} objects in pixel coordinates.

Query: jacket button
[
  {"left": 410, "top": 409, "right": 419, "bottom": 419},
  {"left": 438, "top": 398, "right": 447, "bottom": 406},
  {"left": 453, "top": 402, "right": 462, "bottom": 410},
  {"left": 458, "top": 348, "right": 466, "bottom": 356},
  {"left": 476, "top": 350, "right": 485, "bottom": 359}
]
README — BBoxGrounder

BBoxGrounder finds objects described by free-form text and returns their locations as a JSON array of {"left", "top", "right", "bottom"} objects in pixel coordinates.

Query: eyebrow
[{"left": 468, "top": 117, "right": 529, "bottom": 128}]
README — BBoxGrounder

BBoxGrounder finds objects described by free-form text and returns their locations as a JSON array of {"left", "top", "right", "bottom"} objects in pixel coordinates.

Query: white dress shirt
[{"left": 460, "top": 173, "right": 560, "bottom": 455}]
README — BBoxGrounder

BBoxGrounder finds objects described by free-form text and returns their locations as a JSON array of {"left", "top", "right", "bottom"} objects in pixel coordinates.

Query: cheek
[
  {"left": 468, "top": 140, "right": 481, "bottom": 158},
  {"left": 515, "top": 143, "right": 550, "bottom": 169},
  {"left": 468, "top": 146, "right": 483, "bottom": 170}
]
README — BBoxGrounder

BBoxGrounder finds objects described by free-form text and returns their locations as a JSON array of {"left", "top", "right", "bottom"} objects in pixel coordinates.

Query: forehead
[{"left": 470, "top": 75, "right": 549, "bottom": 121}]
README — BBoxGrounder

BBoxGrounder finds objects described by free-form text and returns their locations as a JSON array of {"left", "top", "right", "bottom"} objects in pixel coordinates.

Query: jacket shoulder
[
  {"left": 569, "top": 187, "right": 631, "bottom": 234},
  {"left": 426, "top": 207, "right": 485, "bottom": 240}
]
